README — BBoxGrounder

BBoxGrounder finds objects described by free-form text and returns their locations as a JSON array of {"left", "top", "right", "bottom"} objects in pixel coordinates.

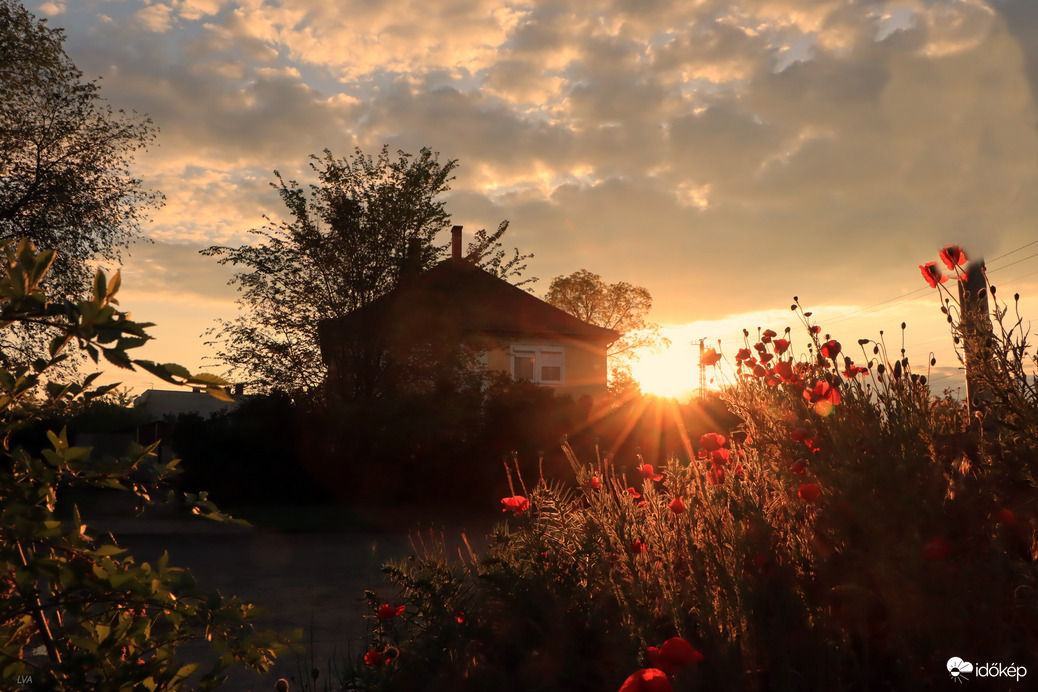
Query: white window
[{"left": 510, "top": 346, "right": 565, "bottom": 385}]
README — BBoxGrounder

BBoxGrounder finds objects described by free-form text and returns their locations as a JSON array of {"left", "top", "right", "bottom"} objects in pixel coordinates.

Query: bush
[
  {"left": 340, "top": 246, "right": 1036, "bottom": 692},
  {"left": 0, "top": 241, "right": 290, "bottom": 690}
]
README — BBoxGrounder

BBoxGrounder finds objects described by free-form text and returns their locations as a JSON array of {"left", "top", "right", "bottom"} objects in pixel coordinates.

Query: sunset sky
[{"left": 33, "top": 0, "right": 1038, "bottom": 398}]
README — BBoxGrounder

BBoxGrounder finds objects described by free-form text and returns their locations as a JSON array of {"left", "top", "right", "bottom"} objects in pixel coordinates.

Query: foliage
[
  {"left": 166, "top": 392, "right": 334, "bottom": 507},
  {"left": 546, "top": 269, "right": 668, "bottom": 391},
  {"left": 0, "top": 1, "right": 160, "bottom": 299},
  {"left": 0, "top": 240, "right": 289, "bottom": 690},
  {"left": 339, "top": 247, "right": 1036, "bottom": 691},
  {"left": 203, "top": 146, "right": 531, "bottom": 399}
]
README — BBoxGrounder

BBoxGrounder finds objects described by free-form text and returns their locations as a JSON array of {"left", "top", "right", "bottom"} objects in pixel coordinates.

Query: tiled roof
[{"left": 319, "top": 258, "right": 620, "bottom": 345}]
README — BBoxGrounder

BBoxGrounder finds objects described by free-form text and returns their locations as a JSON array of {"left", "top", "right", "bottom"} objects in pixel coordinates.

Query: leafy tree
[
  {"left": 545, "top": 269, "right": 668, "bottom": 391},
  {"left": 0, "top": 1, "right": 160, "bottom": 299},
  {"left": 203, "top": 146, "right": 531, "bottom": 399},
  {"left": 0, "top": 240, "right": 288, "bottom": 690}
]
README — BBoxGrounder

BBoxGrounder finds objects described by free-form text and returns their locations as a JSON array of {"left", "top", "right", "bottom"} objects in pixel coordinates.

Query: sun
[{"left": 629, "top": 343, "right": 699, "bottom": 400}]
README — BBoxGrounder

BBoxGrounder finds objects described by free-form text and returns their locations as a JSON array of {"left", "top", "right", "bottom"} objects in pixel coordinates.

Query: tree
[
  {"left": 545, "top": 269, "right": 668, "bottom": 392},
  {"left": 203, "top": 146, "right": 531, "bottom": 399},
  {"left": 0, "top": 240, "right": 287, "bottom": 690},
  {"left": 0, "top": 1, "right": 160, "bottom": 299}
]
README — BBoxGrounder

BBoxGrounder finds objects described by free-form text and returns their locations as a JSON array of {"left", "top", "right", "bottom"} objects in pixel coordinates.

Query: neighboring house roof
[
  {"left": 318, "top": 257, "right": 621, "bottom": 348},
  {"left": 133, "top": 389, "right": 238, "bottom": 423}
]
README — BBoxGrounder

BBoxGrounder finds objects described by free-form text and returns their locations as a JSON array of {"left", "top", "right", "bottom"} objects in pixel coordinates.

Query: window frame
[{"left": 509, "top": 344, "right": 566, "bottom": 386}]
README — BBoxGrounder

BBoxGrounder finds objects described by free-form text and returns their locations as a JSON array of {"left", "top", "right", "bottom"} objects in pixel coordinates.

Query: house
[
  {"left": 317, "top": 227, "right": 620, "bottom": 399},
  {"left": 133, "top": 388, "right": 240, "bottom": 463}
]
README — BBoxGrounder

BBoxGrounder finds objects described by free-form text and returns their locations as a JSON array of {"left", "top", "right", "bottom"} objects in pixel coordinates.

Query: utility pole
[
  {"left": 959, "top": 259, "right": 990, "bottom": 416},
  {"left": 697, "top": 338, "right": 706, "bottom": 397}
]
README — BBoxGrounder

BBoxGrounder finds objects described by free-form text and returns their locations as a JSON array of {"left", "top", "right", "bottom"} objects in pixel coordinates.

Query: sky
[{"left": 31, "top": 0, "right": 1038, "bottom": 398}]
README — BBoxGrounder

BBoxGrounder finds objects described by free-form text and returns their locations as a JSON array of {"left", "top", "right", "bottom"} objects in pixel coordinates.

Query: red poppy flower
[
  {"left": 700, "top": 348, "right": 722, "bottom": 367},
  {"left": 735, "top": 348, "right": 752, "bottom": 362},
  {"left": 773, "top": 338, "right": 790, "bottom": 355},
  {"left": 637, "top": 463, "right": 663, "bottom": 481},
  {"left": 630, "top": 539, "right": 647, "bottom": 554},
  {"left": 668, "top": 497, "right": 686, "bottom": 514},
  {"left": 809, "top": 325, "right": 821, "bottom": 335},
  {"left": 627, "top": 487, "right": 642, "bottom": 500},
  {"left": 939, "top": 245, "right": 967, "bottom": 270},
  {"left": 922, "top": 537, "right": 952, "bottom": 561},
  {"left": 820, "top": 340, "right": 841, "bottom": 359},
  {"left": 647, "top": 637, "right": 705, "bottom": 674},
  {"left": 754, "top": 341, "right": 767, "bottom": 354},
  {"left": 590, "top": 476, "right": 602, "bottom": 490},
  {"left": 759, "top": 352, "right": 774, "bottom": 364},
  {"left": 775, "top": 360, "right": 794, "bottom": 382},
  {"left": 501, "top": 495, "right": 530, "bottom": 513},
  {"left": 700, "top": 433, "right": 726, "bottom": 451},
  {"left": 791, "top": 459, "right": 806, "bottom": 475},
  {"left": 376, "top": 603, "right": 405, "bottom": 620},
  {"left": 364, "top": 649, "right": 385, "bottom": 667},
  {"left": 919, "top": 261, "right": 947, "bottom": 288},
  {"left": 618, "top": 668, "right": 673, "bottom": 692},
  {"left": 762, "top": 329, "right": 777, "bottom": 343},
  {"left": 842, "top": 365, "right": 868, "bottom": 378},
  {"left": 798, "top": 483, "right": 821, "bottom": 503},
  {"left": 455, "top": 611, "right": 466, "bottom": 624},
  {"left": 998, "top": 508, "right": 1018, "bottom": 526},
  {"left": 710, "top": 448, "right": 730, "bottom": 466},
  {"left": 804, "top": 381, "right": 841, "bottom": 406},
  {"left": 752, "top": 363, "right": 768, "bottom": 378}
]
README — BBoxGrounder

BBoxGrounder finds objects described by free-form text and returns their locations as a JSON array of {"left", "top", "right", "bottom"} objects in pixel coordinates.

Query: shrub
[
  {"left": 0, "top": 240, "right": 290, "bottom": 690},
  {"left": 341, "top": 246, "right": 1036, "bottom": 692}
]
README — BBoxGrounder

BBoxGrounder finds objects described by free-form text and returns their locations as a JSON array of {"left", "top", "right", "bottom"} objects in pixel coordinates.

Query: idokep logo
[{"left": 947, "top": 657, "right": 1028, "bottom": 683}]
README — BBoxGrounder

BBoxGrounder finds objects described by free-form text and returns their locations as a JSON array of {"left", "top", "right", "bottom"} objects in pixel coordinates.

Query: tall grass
[{"left": 338, "top": 248, "right": 1036, "bottom": 692}]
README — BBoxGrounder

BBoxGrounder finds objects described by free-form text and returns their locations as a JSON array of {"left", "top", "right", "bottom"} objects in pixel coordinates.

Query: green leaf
[
  {"left": 92, "top": 544, "right": 127, "bottom": 557},
  {"left": 102, "top": 347, "right": 134, "bottom": 370}
]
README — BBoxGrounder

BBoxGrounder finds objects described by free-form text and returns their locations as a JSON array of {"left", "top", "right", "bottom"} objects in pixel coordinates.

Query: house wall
[{"left": 482, "top": 336, "right": 609, "bottom": 399}]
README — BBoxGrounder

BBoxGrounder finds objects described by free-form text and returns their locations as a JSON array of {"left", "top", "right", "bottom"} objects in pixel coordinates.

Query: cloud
[{"left": 49, "top": 0, "right": 1038, "bottom": 336}]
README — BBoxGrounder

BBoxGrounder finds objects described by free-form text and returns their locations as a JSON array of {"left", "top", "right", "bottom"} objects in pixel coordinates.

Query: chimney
[{"left": 451, "top": 225, "right": 463, "bottom": 260}]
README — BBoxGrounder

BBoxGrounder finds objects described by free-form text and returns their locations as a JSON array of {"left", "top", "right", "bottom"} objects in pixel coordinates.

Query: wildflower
[
  {"left": 627, "top": 487, "right": 642, "bottom": 500},
  {"left": 455, "top": 611, "right": 466, "bottom": 624},
  {"left": 998, "top": 508, "right": 1018, "bottom": 526},
  {"left": 920, "top": 261, "right": 947, "bottom": 288},
  {"left": 590, "top": 476, "right": 602, "bottom": 490},
  {"left": 668, "top": 497, "right": 686, "bottom": 514},
  {"left": 759, "top": 352, "right": 774, "bottom": 364},
  {"left": 762, "top": 328, "right": 777, "bottom": 343},
  {"left": 710, "top": 448, "right": 730, "bottom": 466},
  {"left": 773, "top": 338, "right": 790, "bottom": 355},
  {"left": 842, "top": 364, "right": 868, "bottom": 378},
  {"left": 700, "top": 348, "right": 722, "bottom": 367},
  {"left": 637, "top": 463, "right": 663, "bottom": 481},
  {"left": 820, "top": 340, "right": 841, "bottom": 359},
  {"left": 735, "top": 348, "right": 752, "bottom": 362},
  {"left": 648, "top": 637, "right": 705, "bottom": 674},
  {"left": 630, "top": 539, "right": 646, "bottom": 554},
  {"left": 775, "top": 360, "right": 795, "bottom": 382},
  {"left": 791, "top": 460, "right": 806, "bottom": 475},
  {"left": 940, "top": 244, "right": 967, "bottom": 270},
  {"left": 752, "top": 363, "right": 767, "bottom": 378},
  {"left": 618, "top": 668, "right": 673, "bottom": 692},
  {"left": 809, "top": 325, "right": 821, "bottom": 335},
  {"left": 700, "top": 432, "right": 726, "bottom": 451},
  {"left": 376, "top": 603, "right": 405, "bottom": 620},
  {"left": 922, "top": 537, "right": 952, "bottom": 561},
  {"left": 364, "top": 649, "right": 385, "bottom": 667},
  {"left": 798, "top": 483, "right": 821, "bottom": 503},
  {"left": 804, "top": 381, "right": 841, "bottom": 406},
  {"left": 501, "top": 495, "right": 530, "bottom": 514},
  {"left": 754, "top": 341, "right": 767, "bottom": 354}
]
